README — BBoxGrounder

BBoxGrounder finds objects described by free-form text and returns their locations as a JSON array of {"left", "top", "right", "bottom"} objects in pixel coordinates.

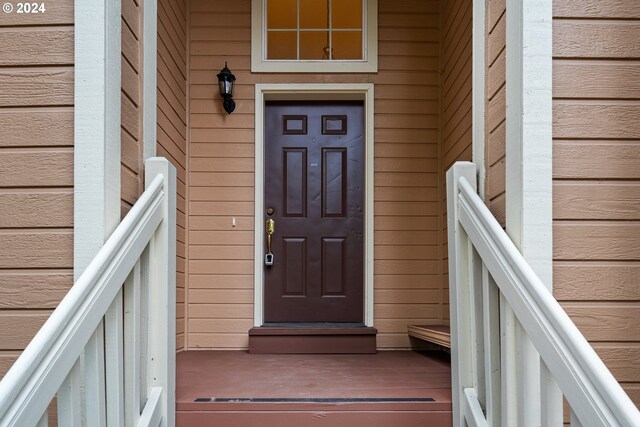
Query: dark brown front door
[{"left": 264, "top": 101, "right": 364, "bottom": 323}]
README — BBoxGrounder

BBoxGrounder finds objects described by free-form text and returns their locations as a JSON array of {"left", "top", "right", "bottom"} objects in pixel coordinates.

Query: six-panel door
[{"left": 264, "top": 101, "right": 365, "bottom": 323}]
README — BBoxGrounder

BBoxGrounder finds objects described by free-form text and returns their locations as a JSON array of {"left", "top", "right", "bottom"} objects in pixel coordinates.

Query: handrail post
[
  {"left": 446, "top": 161, "right": 477, "bottom": 427},
  {"left": 145, "top": 158, "right": 176, "bottom": 427}
]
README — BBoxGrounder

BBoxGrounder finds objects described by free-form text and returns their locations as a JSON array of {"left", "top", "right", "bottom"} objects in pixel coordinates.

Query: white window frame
[{"left": 251, "top": 0, "right": 378, "bottom": 73}]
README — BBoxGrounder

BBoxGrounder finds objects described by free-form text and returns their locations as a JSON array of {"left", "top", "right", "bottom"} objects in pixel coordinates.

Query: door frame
[{"left": 253, "top": 83, "right": 375, "bottom": 327}]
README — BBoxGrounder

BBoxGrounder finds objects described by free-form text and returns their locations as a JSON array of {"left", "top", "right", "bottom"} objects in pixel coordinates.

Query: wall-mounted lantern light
[{"left": 217, "top": 62, "right": 236, "bottom": 114}]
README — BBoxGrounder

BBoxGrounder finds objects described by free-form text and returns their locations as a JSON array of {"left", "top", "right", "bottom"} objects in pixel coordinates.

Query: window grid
[{"left": 264, "top": 0, "right": 365, "bottom": 62}]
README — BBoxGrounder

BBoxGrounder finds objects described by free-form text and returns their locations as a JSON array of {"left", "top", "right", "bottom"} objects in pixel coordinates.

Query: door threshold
[
  {"left": 248, "top": 326, "right": 377, "bottom": 354},
  {"left": 262, "top": 322, "right": 366, "bottom": 328}
]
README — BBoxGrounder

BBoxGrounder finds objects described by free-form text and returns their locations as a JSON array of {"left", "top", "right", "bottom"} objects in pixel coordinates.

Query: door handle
[{"left": 265, "top": 219, "right": 275, "bottom": 266}]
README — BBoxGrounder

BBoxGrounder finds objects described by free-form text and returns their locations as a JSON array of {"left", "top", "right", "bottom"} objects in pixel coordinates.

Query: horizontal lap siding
[
  {"left": 0, "top": 1, "right": 74, "bottom": 379},
  {"left": 121, "top": 0, "right": 144, "bottom": 217},
  {"left": 553, "top": 0, "right": 640, "bottom": 406},
  {"left": 158, "top": 0, "right": 188, "bottom": 351},
  {"left": 188, "top": 0, "right": 442, "bottom": 350},
  {"left": 441, "top": 0, "right": 472, "bottom": 323},
  {"left": 374, "top": 7, "right": 442, "bottom": 350},
  {"left": 485, "top": 0, "right": 505, "bottom": 225}
]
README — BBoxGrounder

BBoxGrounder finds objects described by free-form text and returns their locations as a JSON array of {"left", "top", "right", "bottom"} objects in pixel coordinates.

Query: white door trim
[{"left": 253, "top": 83, "right": 375, "bottom": 327}]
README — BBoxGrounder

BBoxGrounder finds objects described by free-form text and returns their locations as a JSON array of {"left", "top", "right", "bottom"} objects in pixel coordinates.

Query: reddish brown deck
[{"left": 177, "top": 350, "right": 452, "bottom": 426}]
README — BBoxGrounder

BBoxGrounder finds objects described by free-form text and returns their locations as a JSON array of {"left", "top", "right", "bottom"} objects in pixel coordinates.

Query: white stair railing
[
  {"left": 447, "top": 162, "right": 640, "bottom": 427},
  {"left": 0, "top": 157, "right": 176, "bottom": 427}
]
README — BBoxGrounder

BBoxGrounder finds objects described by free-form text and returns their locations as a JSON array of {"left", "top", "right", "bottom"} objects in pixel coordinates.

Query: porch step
[
  {"left": 177, "top": 399, "right": 452, "bottom": 427},
  {"left": 408, "top": 325, "right": 451, "bottom": 348},
  {"left": 248, "top": 326, "right": 377, "bottom": 354},
  {"left": 176, "top": 351, "right": 452, "bottom": 427}
]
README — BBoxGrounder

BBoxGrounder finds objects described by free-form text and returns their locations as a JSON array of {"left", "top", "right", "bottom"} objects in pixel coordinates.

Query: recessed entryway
[{"left": 253, "top": 84, "right": 376, "bottom": 329}]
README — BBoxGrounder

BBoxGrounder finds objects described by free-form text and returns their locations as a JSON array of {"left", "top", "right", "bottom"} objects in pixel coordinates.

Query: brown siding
[
  {"left": 188, "top": 0, "right": 442, "bottom": 350},
  {"left": 0, "top": 2, "right": 74, "bottom": 377},
  {"left": 440, "top": 0, "right": 473, "bottom": 322},
  {"left": 485, "top": 0, "right": 506, "bottom": 225},
  {"left": 553, "top": 0, "right": 640, "bottom": 405},
  {"left": 121, "top": 0, "right": 144, "bottom": 217},
  {"left": 158, "top": 0, "right": 188, "bottom": 351}
]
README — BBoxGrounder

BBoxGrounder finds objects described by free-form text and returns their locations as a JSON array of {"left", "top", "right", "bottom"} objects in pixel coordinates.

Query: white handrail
[
  {"left": 448, "top": 161, "right": 640, "bottom": 427},
  {"left": 0, "top": 175, "right": 163, "bottom": 412},
  {"left": 0, "top": 157, "right": 176, "bottom": 427}
]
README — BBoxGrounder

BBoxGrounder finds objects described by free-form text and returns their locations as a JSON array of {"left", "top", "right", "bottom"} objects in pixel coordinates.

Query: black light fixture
[{"left": 217, "top": 62, "right": 236, "bottom": 114}]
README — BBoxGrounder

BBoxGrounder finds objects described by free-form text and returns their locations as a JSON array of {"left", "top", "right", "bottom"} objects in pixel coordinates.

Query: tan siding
[
  {"left": 0, "top": 272, "right": 73, "bottom": 309},
  {"left": 440, "top": 0, "right": 473, "bottom": 322},
  {"left": 0, "top": 109, "right": 73, "bottom": 148},
  {"left": 158, "top": 0, "right": 188, "bottom": 351},
  {"left": 484, "top": 0, "right": 506, "bottom": 226},
  {"left": 0, "top": 312, "right": 50, "bottom": 349},
  {"left": 0, "top": 150, "right": 73, "bottom": 187},
  {"left": 121, "top": 0, "right": 144, "bottom": 216},
  {"left": 553, "top": 0, "right": 640, "bottom": 406},
  {"left": 0, "top": 0, "right": 74, "bottom": 378},
  {"left": 554, "top": 182, "right": 640, "bottom": 220},
  {"left": 0, "top": 69, "right": 73, "bottom": 106},
  {"left": 188, "top": 0, "right": 442, "bottom": 350},
  {"left": 0, "top": 231, "right": 72, "bottom": 269}
]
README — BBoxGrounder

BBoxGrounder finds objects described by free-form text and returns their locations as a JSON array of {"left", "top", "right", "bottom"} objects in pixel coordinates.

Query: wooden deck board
[{"left": 177, "top": 350, "right": 452, "bottom": 426}]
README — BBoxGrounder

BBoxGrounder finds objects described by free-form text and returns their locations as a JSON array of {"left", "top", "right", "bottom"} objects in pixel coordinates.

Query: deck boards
[{"left": 177, "top": 350, "right": 452, "bottom": 426}]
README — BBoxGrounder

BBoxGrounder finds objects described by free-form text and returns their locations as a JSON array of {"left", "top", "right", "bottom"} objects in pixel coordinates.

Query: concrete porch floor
[{"left": 176, "top": 350, "right": 452, "bottom": 426}]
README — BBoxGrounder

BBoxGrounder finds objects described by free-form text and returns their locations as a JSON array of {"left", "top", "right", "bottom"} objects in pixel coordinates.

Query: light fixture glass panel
[
  {"left": 332, "top": 0, "right": 362, "bottom": 29},
  {"left": 300, "top": 31, "right": 330, "bottom": 60},
  {"left": 267, "top": 31, "right": 297, "bottom": 59},
  {"left": 219, "top": 79, "right": 234, "bottom": 96},
  {"left": 267, "top": 0, "right": 297, "bottom": 29},
  {"left": 332, "top": 31, "right": 362, "bottom": 59},
  {"left": 300, "top": 0, "right": 329, "bottom": 29}
]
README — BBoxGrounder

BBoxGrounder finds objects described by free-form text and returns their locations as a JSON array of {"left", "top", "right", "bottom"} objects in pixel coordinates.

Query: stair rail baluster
[
  {"left": 447, "top": 161, "right": 640, "bottom": 427},
  {"left": 0, "top": 157, "right": 176, "bottom": 427}
]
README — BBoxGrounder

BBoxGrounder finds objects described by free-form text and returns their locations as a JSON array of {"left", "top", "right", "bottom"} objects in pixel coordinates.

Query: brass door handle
[{"left": 265, "top": 219, "right": 275, "bottom": 266}]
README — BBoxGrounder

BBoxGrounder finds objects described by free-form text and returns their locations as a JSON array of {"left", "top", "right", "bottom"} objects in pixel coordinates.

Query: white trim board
[
  {"left": 472, "top": 0, "right": 486, "bottom": 200},
  {"left": 74, "top": 0, "right": 122, "bottom": 277},
  {"left": 253, "top": 83, "right": 375, "bottom": 327},
  {"left": 142, "top": 0, "right": 158, "bottom": 160},
  {"left": 505, "top": 0, "right": 553, "bottom": 286}
]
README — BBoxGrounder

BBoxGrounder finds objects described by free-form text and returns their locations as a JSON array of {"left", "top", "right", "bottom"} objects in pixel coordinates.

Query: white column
[
  {"left": 472, "top": 0, "right": 486, "bottom": 199},
  {"left": 142, "top": 0, "right": 158, "bottom": 160},
  {"left": 72, "top": 1, "right": 122, "bottom": 425},
  {"left": 505, "top": 0, "right": 561, "bottom": 425},
  {"left": 74, "top": 0, "right": 122, "bottom": 271}
]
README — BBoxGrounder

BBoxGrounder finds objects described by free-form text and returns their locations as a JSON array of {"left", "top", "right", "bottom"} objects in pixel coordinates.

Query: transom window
[
  {"left": 267, "top": 0, "right": 363, "bottom": 61},
  {"left": 251, "top": 0, "right": 378, "bottom": 73}
]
